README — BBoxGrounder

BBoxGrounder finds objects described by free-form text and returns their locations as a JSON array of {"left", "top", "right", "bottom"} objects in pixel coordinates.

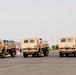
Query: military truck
[
  {"left": 21, "top": 38, "right": 49, "bottom": 58},
  {"left": 58, "top": 37, "right": 76, "bottom": 57},
  {"left": 0, "top": 39, "right": 16, "bottom": 58}
]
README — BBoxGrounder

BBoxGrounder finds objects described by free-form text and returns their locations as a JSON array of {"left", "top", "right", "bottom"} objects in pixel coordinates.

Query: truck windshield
[
  {"left": 24, "top": 40, "right": 28, "bottom": 43},
  {"left": 68, "top": 38, "right": 73, "bottom": 42},
  {"left": 3, "top": 40, "right": 8, "bottom": 45},
  {"left": 61, "top": 39, "right": 66, "bottom": 42},
  {"left": 30, "top": 40, "right": 34, "bottom": 43}
]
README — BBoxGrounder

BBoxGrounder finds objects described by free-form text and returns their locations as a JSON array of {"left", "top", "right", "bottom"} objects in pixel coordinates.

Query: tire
[
  {"left": 11, "top": 49, "right": 16, "bottom": 57},
  {"left": 74, "top": 52, "right": 76, "bottom": 57},
  {"left": 44, "top": 50, "right": 48, "bottom": 56},
  {"left": 11, "top": 51, "right": 15, "bottom": 57},
  {"left": 59, "top": 52, "right": 63, "bottom": 57},
  {"left": 23, "top": 53, "right": 28, "bottom": 58},
  {"left": 14, "top": 49, "right": 16, "bottom": 55},
  {"left": 37, "top": 51, "right": 41, "bottom": 57},
  {"left": 1, "top": 52, "right": 5, "bottom": 58}
]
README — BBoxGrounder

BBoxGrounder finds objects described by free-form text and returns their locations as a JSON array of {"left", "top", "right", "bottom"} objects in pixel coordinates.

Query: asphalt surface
[{"left": 0, "top": 51, "right": 76, "bottom": 75}]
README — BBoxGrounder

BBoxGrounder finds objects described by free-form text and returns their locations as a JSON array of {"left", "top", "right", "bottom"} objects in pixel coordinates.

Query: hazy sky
[{"left": 0, "top": 0, "right": 76, "bottom": 46}]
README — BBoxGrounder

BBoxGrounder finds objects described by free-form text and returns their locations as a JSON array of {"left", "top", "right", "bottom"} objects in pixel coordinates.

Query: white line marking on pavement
[{"left": 0, "top": 64, "right": 27, "bottom": 71}]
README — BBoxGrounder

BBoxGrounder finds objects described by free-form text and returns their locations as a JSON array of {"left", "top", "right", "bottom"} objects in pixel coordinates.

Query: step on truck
[
  {"left": 21, "top": 38, "right": 49, "bottom": 58},
  {"left": 58, "top": 37, "right": 76, "bottom": 57},
  {"left": 0, "top": 39, "right": 16, "bottom": 58}
]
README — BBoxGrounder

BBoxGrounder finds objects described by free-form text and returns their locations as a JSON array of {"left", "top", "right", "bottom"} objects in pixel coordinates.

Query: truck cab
[
  {"left": 0, "top": 39, "right": 16, "bottom": 58},
  {"left": 58, "top": 37, "right": 76, "bottom": 57},
  {"left": 21, "top": 38, "right": 49, "bottom": 58}
]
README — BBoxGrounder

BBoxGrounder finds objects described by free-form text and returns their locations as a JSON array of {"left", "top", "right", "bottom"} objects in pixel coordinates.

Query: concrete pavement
[{"left": 0, "top": 51, "right": 76, "bottom": 75}]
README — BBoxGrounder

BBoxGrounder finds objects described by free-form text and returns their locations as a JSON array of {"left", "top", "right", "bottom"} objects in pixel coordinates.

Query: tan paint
[
  {"left": 20, "top": 38, "right": 49, "bottom": 55},
  {"left": 58, "top": 37, "right": 76, "bottom": 54}
]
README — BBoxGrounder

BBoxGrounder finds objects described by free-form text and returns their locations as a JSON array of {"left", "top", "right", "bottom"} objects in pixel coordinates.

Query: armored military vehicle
[
  {"left": 21, "top": 38, "right": 49, "bottom": 58},
  {"left": 0, "top": 39, "right": 16, "bottom": 58},
  {"left": 58, "top": 37, "right": 76, "bottom": 57}
]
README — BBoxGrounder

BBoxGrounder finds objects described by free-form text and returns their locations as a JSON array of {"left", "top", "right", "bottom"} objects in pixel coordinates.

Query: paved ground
[{"left": 0, "top": 51, "right": 76, "bottom": 75}]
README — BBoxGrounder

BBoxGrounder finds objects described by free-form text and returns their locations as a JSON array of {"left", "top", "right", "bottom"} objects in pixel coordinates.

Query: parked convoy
[
  {"left": 20, "top": 38, "right": 49, "bottom": 58},
  {"left": 1, "top": 36, "right": 76, "bottom": 58},
  {"left": 0, "top": 39, "right": 16, "bottom": 58},
  {"left": 58, "top": 37, "right": 76, "bottom": 57}
]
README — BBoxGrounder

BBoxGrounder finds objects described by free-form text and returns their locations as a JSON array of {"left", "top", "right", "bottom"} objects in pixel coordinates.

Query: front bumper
[
  {"left": 59, "top": 49, "right": 76, "bottom": 53},
  {"left": 22, "top": 49, "right": 38, "bottom": 54}
]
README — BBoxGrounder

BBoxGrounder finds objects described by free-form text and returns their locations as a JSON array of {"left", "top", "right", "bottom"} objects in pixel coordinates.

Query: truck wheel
[
  {"left": 37, "top": 52, "right": 41, "bottom": 57},
  {"left": 11, "top": 51, "right": 15, "bottom": 57},
  {"left": 23, "top": 53, "right": 28, "bottom": 58},
  {"left": 59, "top": 52, "right": 63, "bottom": 57},
  {"left": 44, "top": 50, "right": 48, "bottom": 56},
  {"left": 74, "top": 53, "right": 76, "bottom": 57},
  {"left": 14, "top": 49, "right": 16, "bottom": 55},
  {"left": 1, "top": 52, "right": 5, "bottom": 58}
]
